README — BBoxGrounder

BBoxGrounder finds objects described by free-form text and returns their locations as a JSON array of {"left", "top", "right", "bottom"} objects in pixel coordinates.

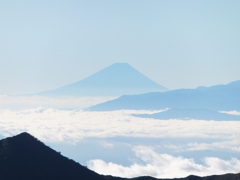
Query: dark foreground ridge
[
  {"left": 0, "top": 132, "right": 104, "bottom": 180},
  {"left": 0, "top": 132, "right": 240, "bottom": 180}
]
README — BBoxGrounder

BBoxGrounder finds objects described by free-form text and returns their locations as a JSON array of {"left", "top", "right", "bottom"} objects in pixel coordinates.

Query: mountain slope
[
  {"left": 36, "top": 63, "right": 168, "bottom": 97},
  {"left": 0, "top": 133, "right": 240, "bottom": 180},
  {"left": 108, "top": 174, "right": 240, "bottom": 180},
  {"left": 133, "top": 108, "right": 240, "bottom": 120},
  {"left": 0, "top": 132, "right": 104, "bottom": 180},
  {"left": 88, "top": 80, "right": 240, "bottom": 111}
]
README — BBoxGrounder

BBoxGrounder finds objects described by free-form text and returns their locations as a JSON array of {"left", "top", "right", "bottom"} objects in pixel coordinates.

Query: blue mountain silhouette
[
  {"left": 36, "top": 63, "right": 168, "bottom": 97},
  {"left": 88, "top": 80, "right": 240, "bottom": 111},
  {"left": 134, "top": 108, "right": 240, "bottom": 121}
]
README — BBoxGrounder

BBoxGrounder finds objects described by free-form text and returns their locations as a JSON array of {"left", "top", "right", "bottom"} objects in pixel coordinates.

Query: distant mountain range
[
  {"left": 133, "top": 108, "right": 240, "bottom": 120},
  {"left": 88, "top": 80, "right": 240, "bottom": 111},
  {"left": 35, "top": 63, "right": 168, "bottom": 97},
  {"left": 1, "top": 132, "right": 240, "bottom": 180}
]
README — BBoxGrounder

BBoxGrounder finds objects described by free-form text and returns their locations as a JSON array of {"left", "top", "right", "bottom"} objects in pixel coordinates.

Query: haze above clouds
[{"left": 0, "top": 95, "right": 115, "bottom": 110}]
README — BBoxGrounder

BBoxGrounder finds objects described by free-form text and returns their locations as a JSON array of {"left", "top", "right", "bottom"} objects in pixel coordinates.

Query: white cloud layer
[
  {"left": 87, "top": 146, "right": 240, "bottom": 179},
  {"left": 0, "top": 108, "right": 240, "bottom": 151},
  {"left": 1, "top": 107, "right": 240, "bottom": 178}
]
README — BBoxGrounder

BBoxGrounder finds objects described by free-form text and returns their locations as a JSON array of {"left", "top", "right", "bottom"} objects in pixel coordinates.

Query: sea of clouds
[
  {"left": 88, "top": 146, "right": 240, "bottom": 178},
  {"left": 1, "top": 108, "right": 240, "bottom": 144},
  {"left": 0, "top": 95, "right": 240, "bottom": 178}
]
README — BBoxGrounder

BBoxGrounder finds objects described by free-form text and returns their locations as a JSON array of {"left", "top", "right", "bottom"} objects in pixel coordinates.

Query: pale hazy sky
[{"left": 1, "top": 0, "right": 240, "bottom": 94}]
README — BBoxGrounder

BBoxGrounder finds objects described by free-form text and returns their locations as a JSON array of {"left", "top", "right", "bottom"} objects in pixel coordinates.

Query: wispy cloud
[
  {"left": 186, "top": 139, "right": 240, "bottom": 152},
  {"left": 87, "top": 146, "right": 240, "bottom": 178},
  {"left": 220, "top": 110, "right": 240, "bottom": 116}
]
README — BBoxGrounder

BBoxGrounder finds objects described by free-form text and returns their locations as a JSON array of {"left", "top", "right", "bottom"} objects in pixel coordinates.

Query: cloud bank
[
  {"left": 1, "top": 107, "right": 240, "bottom": 178},
  {"left": 87, "top": 146, "right": 240, "bottom": 179},
  {"left": 0, "top": 108, "right": 240, "bottom": 150}
]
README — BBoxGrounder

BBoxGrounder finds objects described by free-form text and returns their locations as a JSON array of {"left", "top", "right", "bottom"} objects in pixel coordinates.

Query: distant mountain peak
[
  {"left": 69, "top": 62, "right": 162, "bottom": 88},
  {"left": 111, "top": 62, "right": 130, "bottom": 65},
  {"left": 107, "top": 62, "right": 136, "bottom": 69},
  {"left": 36, "top": 63, "right": 168, "bottom": 97}
]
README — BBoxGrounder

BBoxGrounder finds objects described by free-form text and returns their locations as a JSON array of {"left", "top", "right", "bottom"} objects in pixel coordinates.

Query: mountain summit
[
  {"left": 37, "top": 63, "right": 168, "bottom": 97},
  {"left": 0, "top": 132, "right": 104, "bottom": 180}
]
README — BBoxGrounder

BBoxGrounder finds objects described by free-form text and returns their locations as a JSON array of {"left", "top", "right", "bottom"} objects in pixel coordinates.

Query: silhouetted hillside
[
  {"left": 105, "top": 174, "right": 240, "bottom": 180},
  {"left": 35, "top": 63, "right": 168, "bottom": 97},
  {"left": 89, "top": 80, "right": 240, "bottom": 111},
  {"left": 0, "top": 133, "right": 240, "bottom": 180},
  {"left": 0, "top": 132, "right": 104, "bottom": 180}
]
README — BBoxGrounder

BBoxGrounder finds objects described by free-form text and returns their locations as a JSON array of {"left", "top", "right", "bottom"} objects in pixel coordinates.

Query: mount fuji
[{"left": 36, "top": 63, "right": 168, "bottom": 97}]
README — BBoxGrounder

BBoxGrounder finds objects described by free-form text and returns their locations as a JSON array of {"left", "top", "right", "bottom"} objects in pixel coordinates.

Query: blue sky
[{"left": 1, "top": 0, "right": 240, "bottom": 94}]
